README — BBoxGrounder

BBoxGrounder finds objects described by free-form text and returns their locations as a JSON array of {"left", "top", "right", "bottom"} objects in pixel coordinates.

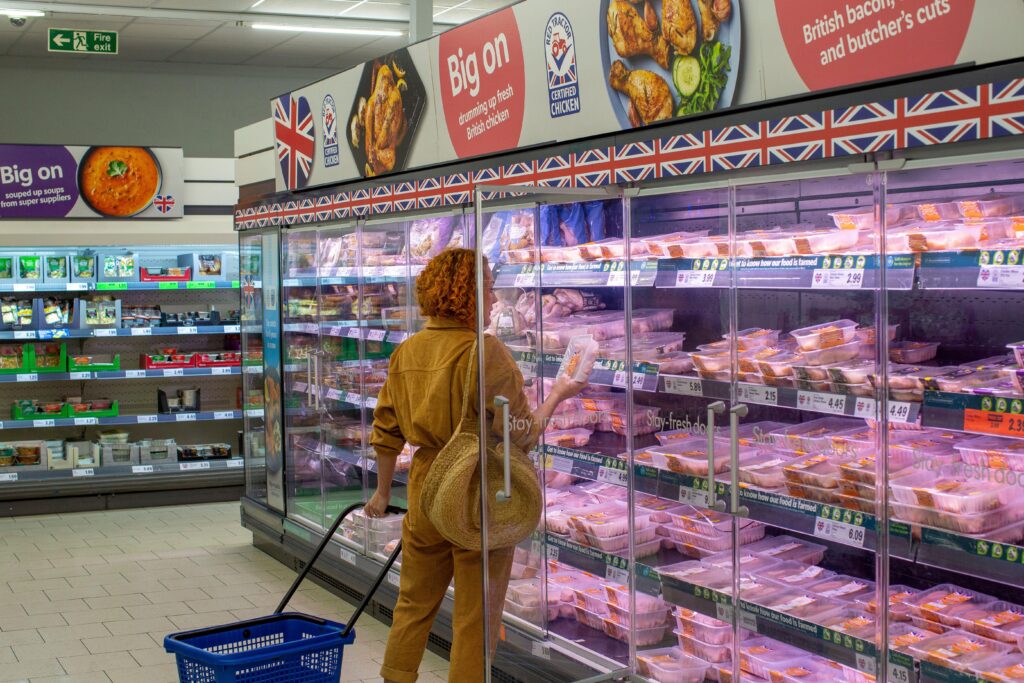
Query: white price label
[
  {"left": 339, "top": 548, "right": 357, "bottom": 565},
  {"left": 180, "top": 461, "right": 211, "bottom": 471},
  {"left": 16, "top": 373, "right": 38, "bottom": 383},
  {"left": 32, "top": 419, "right": 55, "bottom": 428},
  {"left": 367, "top": 329, "right": 387, "bottom": 342},
  {"left": 93, "top": 328, "right": 117, "bottom": 337},
  {"left": 282, "top": 279, "right": 301, "bottom": 287},
  {"left": 738, "top": 383, "right": 778, "bottom": 405},
  {"left": 612, "top": 370, "right": 627, "bottom": 387},
  {"left": 365, "top": 397, "right": 378, "bottom": 409},
  {"left": 546, "top": 545, "right": 559, "bottom": 562},
  {"left": 177, "top": 326, "right": 199, "bottom": 335},
  {"left": 888, "top": 401, "right": 914, "bottom": 424},
  {"left": 550, "top": 455, "right": 574, "bottom": 474},
  {"left": 12, "top": 283, "right": 35, "bottom": 292},
  {"left": 363, "top": 458, "right": 378, "bottom": 472},
  {"left": 606, "top": 269, "right": 641, "bottom": 287},
  {"left": 978, "top": 265, "right": 1024, "bottom": 288},
  {"left": 798, "top": 391, "right": 847, "bottom": 416},
  {"left": 675, "top": 270, "right": 717, "bottom": 287},
  {"left": 813, "top": 517, "right": 867, "bottom": 548},
  {"left": 74, "top": 417, "right": 98, "bottom": 426},
  {"left": 214, "top": 411, "right": 236, "bottom": 420},
  {"left": 715, "top": 604, "right": 734, "bottom": 623},
  {"left": 245, "top": 408, "right": 264, "bottom": 418},
  {"left": 211, "top": 367, "right": 233, "bottom": 375},
  {"left": 853, "top": 397, "right": 877, "bottom": 420},
  {"left": 679, "top": 486, "right": 711, "bottom": 509},
  {"left": 346, "top": 328, "right": 362, "bottom": 339},
  {"left": 66, "top": 283, "right": 88, "bottom": 291},
  {"left": 387, "top": 571, "right": 400, "bottom": 587},
  {"left": 531, "top": 642, "right": 551, "bottom": 660},
  {"left": 516, "top": 360, "right": 537, "bottom": 379},
  {"left": 513, "top": 271, "right": 537, "bottom": 288},
  {"left": 130, "top": 327, "right": 152, "bottom": 336},
  {"left": 72, "top": 468, "right": 94, "bottom": 477},
  {"left": 13, "top": 330, "right": 35, "bottom": 339},
  {"left": 0, "top": 473, "right": 18, "bottom": 482},
  {"left": 69, "top": 372, "right": 90, "bottom": 380},
  {"left": 226, "top": 459, "right": 244, "bottom": 468},
  {"left": 605, "top": 564, "right": 629, "bottom": 584},
  {"left": 132, "top": 465, "right": 154, "bottom": 474},
  {"left": 137, "top": 415, "right": 158, "bottom": 423},
  {"left": 175, "top": 413, "right": 197, "bottom": 422},
  {"left": 739, "top": 609, "right": 758, "bottom": 631},
  {"left": 223, "top": 325, "right": 241, "bottom": 334},
  {"left": 163, "top": 368, "right": 184, "bottom": 377},
  {"left": 664, "top": 376, "right": 704, "bottom": 397},
  {"left": 812, "top": 268, "right": 865, "bottom": 289},
  {"left": 597, "top": 465, "right": 628, "bottom": 486},
  {"left": 126, "top": 370, "right": 147, "bottom": 378},
  {"left": 887, "top": 662, "right": 912, "bottom": 683},
  {"left": 855, "top": 653, "right": 878, "bottom": 676},
  {"left": 345, "top": 392, "right": 361, "bottom": 405}
]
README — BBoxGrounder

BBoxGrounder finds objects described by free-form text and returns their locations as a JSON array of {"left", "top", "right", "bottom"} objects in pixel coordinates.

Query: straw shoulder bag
[{"left": 419, "top": 339, "right": 542, "bottom": 551}]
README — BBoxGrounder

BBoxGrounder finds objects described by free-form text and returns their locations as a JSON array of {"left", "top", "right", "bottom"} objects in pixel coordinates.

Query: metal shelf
[
  {"left": 0, "top": 281, "right": 240, "bottom": 293},
  {"left": 0, "top": 409, "right": 250, "bottom": 431},
  {"left": 0, "top": 366, "right": 240, "bottom": 384},
  {"left": 0, "top": 458, "right": 244, "bottom": 484},
  {"left": 0, "top": 324, "right": 241, "bottom": 341}
]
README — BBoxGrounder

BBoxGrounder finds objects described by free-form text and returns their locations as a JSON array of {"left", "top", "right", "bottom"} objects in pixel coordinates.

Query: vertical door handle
[
  {"left": 494, "top": 396, "right": 512, "bottom": 502},
  {"left": 706, "top": 402, "right": 726, "bottom": 511},
  {"left": 730, "top": 404, "right": 749, "bottom": 517},
  {"left": 306, "top": 354, "right": 313, "bottom": 407},
  {"left": 313, "top": 352, "right": 321, "bottom": 412}
]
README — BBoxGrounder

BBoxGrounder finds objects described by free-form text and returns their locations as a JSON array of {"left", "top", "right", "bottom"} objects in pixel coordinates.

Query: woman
[{"left": 365, "top": 248, "right": 586, "bottom": 683}]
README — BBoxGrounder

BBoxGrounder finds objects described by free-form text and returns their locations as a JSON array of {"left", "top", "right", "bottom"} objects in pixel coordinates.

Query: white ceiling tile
[
  {"left": 151, "top": 0, "right": 255, "bottom": 9},
  {"left": 116, "top": 35, "right": 194, "bottom": 59},
  {"left": 120, "top": 19, "right": 217, "bottom": 40}
]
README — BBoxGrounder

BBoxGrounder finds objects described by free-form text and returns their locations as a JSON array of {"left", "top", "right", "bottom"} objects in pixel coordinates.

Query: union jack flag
[
  {"left": 273, "top": 94, "right": 315, "bottom": 190},
  {"left": 573, "top": 148, "right": 612, "bottom": 187},
  {"left": 989, "top": 79, "right": 1024, "bottom": 137},
  {"left": 154, "top": 195, "right": 175, "bottom": 214}
]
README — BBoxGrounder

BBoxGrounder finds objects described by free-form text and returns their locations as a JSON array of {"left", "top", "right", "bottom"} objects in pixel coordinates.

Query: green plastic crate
[{"left": 28, "top": 343, "right": 67, "bottom": 374}]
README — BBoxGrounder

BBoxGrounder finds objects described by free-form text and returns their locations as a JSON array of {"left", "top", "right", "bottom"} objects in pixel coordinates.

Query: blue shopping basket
[{"left": 165, "top": 503, "right": 405, "bottom": 683}]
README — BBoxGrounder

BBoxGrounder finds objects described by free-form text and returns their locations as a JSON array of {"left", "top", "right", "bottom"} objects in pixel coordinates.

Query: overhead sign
[
  {"left": 0, "top": 145, "right": 183, "bottom": 219},
  {"left": 274, "top": 0, "right": 1024, "bottom": 192},
  {"left": 48, "top": 28, "right": 118, "bottom": 55}
]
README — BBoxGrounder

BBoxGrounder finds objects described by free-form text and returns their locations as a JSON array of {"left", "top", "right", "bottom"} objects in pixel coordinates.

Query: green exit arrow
[{"left": 48, "top": 28, "right": 118, "bottom": 55}]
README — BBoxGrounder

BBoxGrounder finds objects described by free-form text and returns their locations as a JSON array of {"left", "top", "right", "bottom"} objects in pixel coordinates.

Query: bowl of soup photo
[{"left": 78, "top": 146, "right": 162, "bottom": 217}]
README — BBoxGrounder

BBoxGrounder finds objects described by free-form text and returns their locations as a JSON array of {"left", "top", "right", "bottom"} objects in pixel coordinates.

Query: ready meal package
[{"left": 558, "top": 335, "right": 599, "bottom": 382}]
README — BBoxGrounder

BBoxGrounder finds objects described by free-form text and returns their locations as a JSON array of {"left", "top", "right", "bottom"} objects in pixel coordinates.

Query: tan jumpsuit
[{"left": 371, "top": 317, "right": 539, "bottom": 683}]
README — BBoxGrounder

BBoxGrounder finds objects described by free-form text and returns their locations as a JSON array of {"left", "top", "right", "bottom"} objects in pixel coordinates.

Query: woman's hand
[
  {"left": 550, "top": 374, "right": 588, "bottom": 402},
  {"left": 365, "top": 488, "right": 391, "bottom": 518}
]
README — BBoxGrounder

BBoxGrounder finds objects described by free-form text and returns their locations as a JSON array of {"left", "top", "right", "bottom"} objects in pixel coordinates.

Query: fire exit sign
[{"left": 48, "top": 28, "right": 118, "bottom": 55}]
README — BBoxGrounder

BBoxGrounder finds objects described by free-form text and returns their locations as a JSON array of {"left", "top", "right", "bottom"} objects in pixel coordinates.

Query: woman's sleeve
[
  {"left": 370, "top": 356, "right": 405, "bottom": 459},
  {"left": 483, "top": 335, "right": 541, "bottom": 452}
]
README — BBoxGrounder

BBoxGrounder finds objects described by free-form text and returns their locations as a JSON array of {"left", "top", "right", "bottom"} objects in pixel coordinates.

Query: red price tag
[{"left": 964, "top": 409, "right": 1024, "bottom": 438}]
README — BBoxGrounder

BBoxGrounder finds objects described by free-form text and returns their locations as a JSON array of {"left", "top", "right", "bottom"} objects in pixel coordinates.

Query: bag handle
[{"left": 456, "top": 338, "right": 478, "bottom": 432}]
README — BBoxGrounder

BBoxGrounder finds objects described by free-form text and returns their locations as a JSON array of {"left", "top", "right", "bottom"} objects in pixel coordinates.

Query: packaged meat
[
  {"left": 580, "top": 524, "right": 658, "bottom": 552},
  {"left": 800, "top": 338, "right": 863, "bottom": 366},
  {"left": 574, "top": 604, "right": 608, "bottom": 630},
  {"left": 579, "top": 390, "right": 625, "bottom": 413},
  {"left": 505, "top": 579, "right": 560, "bottom": 622},
  {"left": 827, "top": 359, "right": 876, "bottom": 385},
  {"left": 969, "top": 654, "right": 1024, "bottom": 682},
  {"left": 641, "top": 231, "right": 707, "bottom": 258},
  {"left": 838, "top": 479, "right": 876, "bottom": 500},
  {"left": 569, "top": 502, "right": 643, "bottom": 538},
  {"left": 837, "top": 493, "right": 874, "bottom": 513},
  {"left": 817, "top": 609, "right": 877, "bottom": 638},
  {"left": 831, "top": 205, "right": 912, "bottom": 230},
  {"left": 785, "top": 481, "right": 842, "bottom": 504},
  {"left": 733, "top": 228, "right": 791, "bottom": 258},
  {"left": 806, "top": 576, "right": 875, "bottom": 603},
  {"left": 558, "top": 335, "right": 598, "bottom": 382},
  {"left": 738, "top": 454, "right": 794, "bottom": 489},
  {"left": 955, "top": 436, "right": 1024, "bottom": 472},
  {"left": 673, "top": 234, "right": 731, "bottom": 259},
  {"left": 791, "top": 361, "right": 838, "bottom": 382},
  {"left": 743, "top": 535, "right": 827, "bottom": 565},
  {"left": 958, "top": 193, "right": 1024, "bottom": 219},
  {"left": 888, "top": 622, "right": 937, "bottom": 653},
  {"left": 770, "top": 418, "right": 862, "bottom": 453},
  {"left": 668, "top": 519, "right": 765, "bottom": 555},
  {"left": 904, "top": 221, "right": 986, "bottom": 251},
  {"left": 675, "top": 631, "right": 732, "bottom": 663},
  {"left": 572, "top": 585, "right": 611, "bottom": 615},
  {"left": 757, "top": 350, "right": 802, "bottom": 378},
  {"left": 673, "top": 608, "right": 734, "bottom": 645},
  {"left": 890, "top": 466, "right": 1013, "bottom": 514},
  {"left": 908, "top": 629, "right": 1012, "bottom": 671},
  {"left": 1008, "top": 341, "right": 1024, "bottom": 368},
  {"left": 856, "top": 585, "right": 919, "bottom": 621},
  {"left": 792, "top": 228, "right": 862, "bottom": 255},
  {"left": 916, "top": 201, "right": 962, "bottom": 222},
  {"left": 542, "top": 428, "right": 593, "bottom": 449},
  {"left": 607, "top": 601, "right": 669, "bottom": 630},
  {"left": 890, "top": 341, "right": 940, "bottom": 364},
  {"left": 794, "top": 377, "right": 832, "bottom": 392},
  {"left": 768, "top": 660, "right": 839, "bottom": 683},
  {"left": 760, "top": 589, "right": 845, "bottom": 621},
  {"left": 645, "top": 437, "right": 754, "bottom": 476},
  {"left": 602, "top": 239, "right": 650, "bottom": 259},
  {"left": 964, "top": 354, "right": 1019, "bottom": 371},
  {"left": 636, "top": 647, "right": 710, "bottom": 683},
  {"left": 755, "top": 561, "right": 834, "bottom": 587},
  {"left": 737, "top": 638, "right": 806, "bottom": 679},
  {"left": 598, "top": 406, "right": 661, "bottom": 436},
  {"left": 660, "top": 561, "right": 731, "bottom": 589},
  {"left": 907, "top": 585, "right": 996, "bottom": 626},
  {"left": 702, "top": 551, "right": 783, "bottom": 576},
  {"left": 632, "top": 308, "right": 676, "bottom": 334},
  {"left": 947, "top": 600, "right": 1024, "bottom": 643},
  {"left": 645, "top": 351, "right": 694, "bottom": 374},
  {"left": 603, "top": 332, "right": 686, "bottom": 358},
  {"left": 727, "top": 328, "right": 782, "bottom": 351},
  {"left": 697, "top": 339, "right": 730, "bottom": 353},
  {"left": 791, "top": 320, "right": 858, "bottom": 351},
  {"left": 888, "top": 435, "right": 960, "bottom": 471},
  {"left": 605, "top": 617, "right": 668, "bottom": 645},
  {"left": 783, "top": 454, "right": 854, "bottom": 489}
]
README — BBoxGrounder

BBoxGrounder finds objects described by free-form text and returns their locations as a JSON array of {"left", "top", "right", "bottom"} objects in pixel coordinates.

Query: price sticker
[
  {"left": 531, "top": 642, "right": 551, "bottom": 660},
  {"left": 513, "top": 270, "right": 537, "bottom": 288},
  {"left": 664, "top": 376, "right": 704, "bottom": 397},
  {"left": 679, "top": 486, "right": 711, "bottom": 509},
  {"left": 0, "top": 473, "right": 18, "bottom": 482},
  {"left": 223, "top": 325, "right": 241, "bottom": 334},
  {"left": 798, "top": 391, "right": 847, "bottom": 416},
  {"left": 211, "top": 367, "right": 233, "bottom": 375},
  {"left": 137, "top": 415, "right": 159, "bottom": 423},
  {"left": 16, "top": 373, "right": 38, "bottom": 383},
  {"left": 853, "top": 397, "right": 877, "bottom": 420},
  {"left": 180, "top": 461, "right": 211, "bottom": 471},
  {"left": 176, "top": 413, "right": 197, "bottom": 422},
  {"left": 888, "top": 401, "right": 914, "bottom": 423},
  {"left": 676, "top": 270, "right": 717, "bottom": 287},
  {"left": 611, "top": 369, "right": 627, "bottom": 387},
  {"left": 214, "top": 411, "right": 236, "bottom": 420},
  {"left": 516, "top": 360, "right": 537, "bottom": 379},
  {"left": 93, "top": 328, "right": 117, "bottom": 337},
  {"left": 812, "top": 268, "right": 865, "bottom": 289},
  {"left": 177, "top": 326, "right": 199, "bottom": 335},
  {"left": 546, "top": 545, "right": 560, "bottom": 562},
  {"left": 163, "top": 368, "right": 184, "bottom": 377},
  {"left": 887, "top": 662, "right": 912, "bottom": 683},
  {"left": 814, "top": 517, "right": 867, "bottom": 548},
  {"left": 339, "top": 548, "right": 357, "bottom": 565},
  {"left": 74, "top": 417, "right": 98, "bottom": 426},
  {"left": 606, "top": 268, "right": 641, "bottom": 287},
  {"left": 978, "top": 265, "right": 1024, "bottom": 288},
  {"left": 126, "top": 370, "right": 147, "bottom": 379},
  {"left": 715, "top": 604, "right": 734, "bottom": 623},
  {"left": 66, "top": 282, "right": 88, "bottom": 291},
  {"left": 69, "top": 372, "right": 90, "bottom": 381},
  {"left": 345, "top": 392, "right": 361, "bottom": 405},
  {"left": 245, "top": 408, "right": 263, "bottom": 418},
  {"left": 855, "top": 653, "right": 878, "bottom": 676},
  {"left": 738, "top": 609, "right": 758, "bottom": 631},
  {"left": 13, "top": 330, "right": 36, "bottom": 339},
  {"left": 132, "top": 465, "right": 154, "bottom": 474},
  {"left": 32, "top": 419, "right": 55, "bottom": 428},
  {"left": 738, "top": 384, "right": 778, "bottom": 406},
  {"left": 12, "top": 283, "right": 35, "bottom": 292},
  {"left": 964, "top": 409, "right": 1024, "bottom": 438},
  {"left": 72, "top": 468, "right": 94, "bottom": 477},
  {"left": 365, "top": 397, "right": 378, "bottom": 409},
  {"left": 226, "top": 459, "right": 244, "bottom": 468},
  {"left": 282, "top": 279, "right": 301, "bottom": 287},
  {"left": 367, "top": 329, "right": 387, "bottom": 342},
  {"left": 130, "top": 327, "right": 152, "bottom": 336},
  {"left": 597, "top": 465, "right": 627, "bottom": 486},
  {"left": 387, "top": 571, "right": 400, "bottom": 587},
  {"left": 605, "top": 564, "right": 629, "bottom": 584}
]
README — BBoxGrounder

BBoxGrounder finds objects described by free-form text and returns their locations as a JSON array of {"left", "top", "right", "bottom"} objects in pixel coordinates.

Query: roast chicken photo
[{"left": 603, "top": 0, "right": 736, "bottom": 128}]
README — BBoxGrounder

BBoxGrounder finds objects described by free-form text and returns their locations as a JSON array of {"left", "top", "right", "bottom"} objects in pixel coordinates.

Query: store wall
[{"left": 0, "top": 57, "right": 333, "bottom": 158}]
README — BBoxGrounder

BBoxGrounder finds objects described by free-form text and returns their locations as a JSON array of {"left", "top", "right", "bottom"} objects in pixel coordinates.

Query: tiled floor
[{"left": 0, "top": 501, "right": 449, "bottom": 683}]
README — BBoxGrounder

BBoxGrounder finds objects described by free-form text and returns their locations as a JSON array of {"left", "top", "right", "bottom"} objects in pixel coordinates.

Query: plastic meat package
[
  {"left": 958, "top": 193, "right": 1024, "bottom": 219},
  {"left": 946, "top": 600, "right": 1024, "bottom": 643},
  {"left": 640, "top": 230, "right": 714, "bottom": 258},
  {"left": 674, "top": 631, "right": 732, "bottom": 663},
  {"left": 743, "top": 535, "right": 827, "bottom": 565},
  {"left": 769, "top": 417, "right": 862, "bottom": 453},
  {"left": 737, "top": 638, "right": 806, "bottom": 680},
  {"left": 890, "top": 465, "right": 1014, "bottom": 514},
  {"left": 955, "top": 435, "right": 1024, "bottom": 473},
  {"left": 636, "top": 647, "right": 710, "bottom": 683},
  {"left": 908, "top": 629, "right": 1013, "bottom": 671},
  {"left": 674, "top": 608, "right": 735, "bottom": 646},
  {"left": 409, "top": 216, "right": 457, "bottom": 261},
  {"left": 754, "top": 561, "right": 835, "bottom": 587},
  {"left": 806, "top": 576, "right": 875, "bottom": 603},
  {"left": 783, "top": 454, "right": 855, "bottom": 489},
  {"left": 906, "top": 585, "right": 996, "bottom": 627},
  {"left": 759, "top": 588, "right": 845, "bottom": 622},
  {"left": 969, "top": 654, "right": 1024, "bottom": 682},
  {"left": 790, "top": 320, "right": 858, "bottom": 351},
  {"left": 558, "top": 335, "right": 599, "bottom": 382},
  {"left": 890, "top": 341, "right": 940, "bottom": 364}
]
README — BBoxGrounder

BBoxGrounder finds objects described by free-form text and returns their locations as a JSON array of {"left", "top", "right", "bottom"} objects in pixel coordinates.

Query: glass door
[
  {"left": 476, "top": 186, "right": 631, "bottom": 682},
  {"left": 881, "top": 155, "right": 1024, "bottom": 683}
]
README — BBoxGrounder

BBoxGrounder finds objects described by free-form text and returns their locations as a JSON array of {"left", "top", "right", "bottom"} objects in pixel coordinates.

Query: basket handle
[{"left": 275, "top": 502, "right": 406, "bottom": 615}]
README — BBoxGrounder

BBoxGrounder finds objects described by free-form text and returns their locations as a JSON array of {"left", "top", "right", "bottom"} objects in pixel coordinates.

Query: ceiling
[{"left": 0, "top": 0, "right": 517, "bottom": 70}]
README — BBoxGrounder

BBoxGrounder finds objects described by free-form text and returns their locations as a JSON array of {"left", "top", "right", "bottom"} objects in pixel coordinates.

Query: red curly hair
[{"left": 416, "top": 248, "right": 487, "bottom": 325}]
